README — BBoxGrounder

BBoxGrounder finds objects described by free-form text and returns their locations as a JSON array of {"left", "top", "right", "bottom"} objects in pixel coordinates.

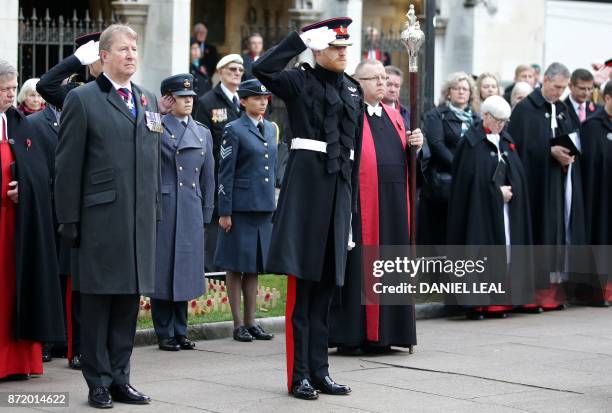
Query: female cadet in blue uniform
[
  {"left": 214, "top": 78, "right": 277, "bottom": 342},
  {"left": 151, "top": 74, "right": 215, "bottom": 351}
]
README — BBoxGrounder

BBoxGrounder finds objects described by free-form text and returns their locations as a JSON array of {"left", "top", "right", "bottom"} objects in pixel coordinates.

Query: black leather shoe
[
  {"left": 312, "top": 376, "right": 351, "bottom": 395},
  {"left": 291, "top": 378, "right": 318, "bottom": 400},
  {"left": 88, "top": 386, "right": 112, "bottom": 409},
  {"left": 110, "top": 383, "right": 151, "bottom": 404},
  {"left": 69, "top": 353, "right": 82, "bottom": 370},
  {"left": 158, "top": 337, "right": 180, "bottom": 351},
  {"left": 233, "top": 326, "right": 253, "bottom": 342},
  {"left": 175, "top": 336, "right": 196, "bottom": 350},
  {"left": 247, "top": 325, "right": 274, "bottom": 340}
]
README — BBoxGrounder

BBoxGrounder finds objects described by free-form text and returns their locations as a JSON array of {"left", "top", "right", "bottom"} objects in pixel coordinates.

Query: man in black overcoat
[
  {"left": 253, "top": 17, "right": 362, "bottom": 400},
  {"left": 55, "top": 25, "right": 169, "bottom": 408}
]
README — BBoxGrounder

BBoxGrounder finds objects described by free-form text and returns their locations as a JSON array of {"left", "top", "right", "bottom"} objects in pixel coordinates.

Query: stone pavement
[{"left": 2, "top": 306, "right": 611, "bottom": 412}]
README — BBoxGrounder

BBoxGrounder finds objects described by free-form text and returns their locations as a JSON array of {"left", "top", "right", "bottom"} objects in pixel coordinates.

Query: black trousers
[
  {"left": 150, "top": 299, "right": 188, "bottom": 339},
  {"left": 286, "top": 274, "right": 336, "bottom": 389},
  {"left": 80, "top": 293, "right": 139, "bottom": 389},
  {"left": 285, "top": 215, "right": 338, "bottom": 390}
]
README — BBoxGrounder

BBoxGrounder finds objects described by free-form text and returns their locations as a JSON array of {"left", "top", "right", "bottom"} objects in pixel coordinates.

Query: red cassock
[
  {"left": 0, "top": 138, "right": 42, "bottom": 379},
  {"left": 361, "top": 103, "right": 410, "bottom": 342}
]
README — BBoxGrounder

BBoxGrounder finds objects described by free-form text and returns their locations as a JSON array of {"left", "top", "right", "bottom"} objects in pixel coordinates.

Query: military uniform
[
  {"left": 194, "top": 71, "right": 242, "bottom": 272},
  {"left": 214, "top": 80, "right": 278, "bottom": 273},
  {"left": 253, "top": 18, "right": 362, "bottom": 399},
  {"left": 151, "top": 74, "right": 215, "bottom": 349}
]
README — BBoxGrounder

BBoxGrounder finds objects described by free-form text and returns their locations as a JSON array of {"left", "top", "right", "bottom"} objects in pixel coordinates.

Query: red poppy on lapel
[
  {"left": 509, "top": 143, "right": 516, "bottom": 151},
  {"left": 140, "top": 94, "right": 148, "bottom": 107},
  {"left": 25, "top": 138, "right": 32, "bottom": 151}
]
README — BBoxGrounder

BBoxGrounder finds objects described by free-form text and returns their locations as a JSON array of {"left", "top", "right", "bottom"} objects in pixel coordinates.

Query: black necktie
[
  {"left": 257, "top": 121, "right": 264, "bottom": 136},
  {"left": 232, "top": 96, "right": 240, "bottom": 111},
  {"left": 181, "top": 121, "right": 187, "bottom": 128}
]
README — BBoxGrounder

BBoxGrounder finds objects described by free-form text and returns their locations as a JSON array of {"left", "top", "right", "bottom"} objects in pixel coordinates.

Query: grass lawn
[{"left": 137, "top": 274, "right": 287, "bottom": 330}]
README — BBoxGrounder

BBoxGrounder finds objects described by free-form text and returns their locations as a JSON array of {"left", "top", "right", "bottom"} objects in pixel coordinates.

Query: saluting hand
[
  {"left": 407, "top": 128, "right": 423, "bottom": 150},
  {"left": 550, "top": 145, "right": 574, "bottom": 167},
  {"left": 219, "top": 216, "right": 232, "bottom": 233},
  {"left": 74, "top": 40, "right": 100, "bottom": 65},
  {"left": 299, "top": 27, "right": 337, "bottom": 51},
  {"left": 500, "top": 185, "right": 513, "bottom": 203},
  {"left": 7, "top": 181, "right": 18, "bottom": 204},
  {"left": 158, "top": 94, "right": 175, "bottom": 115}
]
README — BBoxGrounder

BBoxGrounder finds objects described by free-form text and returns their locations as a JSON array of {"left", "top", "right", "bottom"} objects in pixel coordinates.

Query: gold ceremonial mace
[{"left": 401, "top": 4, "right": 425, "bottom": 245}]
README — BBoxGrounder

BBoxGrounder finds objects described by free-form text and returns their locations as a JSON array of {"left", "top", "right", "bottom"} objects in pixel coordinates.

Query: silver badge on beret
[
  {"left": 607, "top": 132, "right": 612, "bottom": 141},
  {"left": 261, "top": 85, "right": 266, "bottom": 92}
]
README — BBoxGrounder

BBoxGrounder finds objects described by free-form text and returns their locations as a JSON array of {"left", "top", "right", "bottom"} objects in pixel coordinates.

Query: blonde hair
[
  {"left": 99, "top": 24, "right": 138, "bottom": 52},
  {"left": 17, "top": 78, "right": 42, "bottom": 105},
  {"left": 472, "top": 72, "right": 500, "bottom": 113},
  {"left": 514, "top": 64, "right": 533, "bottom": 80},
  {"left": 438, "top": 71, "right": 476, "bottom": 106}
]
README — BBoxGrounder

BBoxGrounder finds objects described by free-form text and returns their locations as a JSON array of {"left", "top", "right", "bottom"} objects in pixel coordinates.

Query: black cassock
[
  {"left": 581, "top": 108, "right": 612, "bottom": 303},
  {"left": 507, "top": 89, "right": 586, "bottom": 301},
  {"left": 329, "top": 108, "right": 416, "bottom": 348},
  {"left": 447, "top": 122, "right": 535, "bottom": 306}
]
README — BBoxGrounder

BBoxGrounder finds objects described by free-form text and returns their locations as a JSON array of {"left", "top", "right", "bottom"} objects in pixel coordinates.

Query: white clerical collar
[
  {"left": 220, "top": 82, "right": 239, "bottom": 104},
  {"left": 247, "top": 113, "right": 263, "bottom": 127},
  {"left": 103, "top": 73, "right": 131, "bottom": 91}
]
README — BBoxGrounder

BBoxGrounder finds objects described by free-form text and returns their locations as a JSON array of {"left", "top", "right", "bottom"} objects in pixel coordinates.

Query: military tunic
[{"left": 214, "top": 113, "right": 277, "bottom": 273}]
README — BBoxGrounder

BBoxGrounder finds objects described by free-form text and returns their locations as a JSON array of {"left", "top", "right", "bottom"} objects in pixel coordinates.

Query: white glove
[
  {"left": 299, "top": 27, "right": 337, "bottom": 51},
  {"left": 74, "top": 40, "right": 100, "bottom": 65}
]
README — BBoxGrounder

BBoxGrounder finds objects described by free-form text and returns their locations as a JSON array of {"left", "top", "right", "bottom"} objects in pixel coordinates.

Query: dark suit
[
  {"left": 194, "top": 83, "right": 241, "bottom": 272},
  {"left": 55, "top": 74, "right": 161, "bottom": 389},
  {"left": 564, "top": 97, "right": 599, "bottom": 132}
]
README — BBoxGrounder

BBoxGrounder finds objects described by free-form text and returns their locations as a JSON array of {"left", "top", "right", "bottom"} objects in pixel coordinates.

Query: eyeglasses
[{"left": 226, "top": 67, "right": 245, "bottom": 73}]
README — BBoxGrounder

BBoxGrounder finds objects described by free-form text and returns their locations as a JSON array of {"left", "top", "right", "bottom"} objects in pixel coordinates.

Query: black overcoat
[{"left": 54, "top": 75, "right": 161, "bottom": 295}]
